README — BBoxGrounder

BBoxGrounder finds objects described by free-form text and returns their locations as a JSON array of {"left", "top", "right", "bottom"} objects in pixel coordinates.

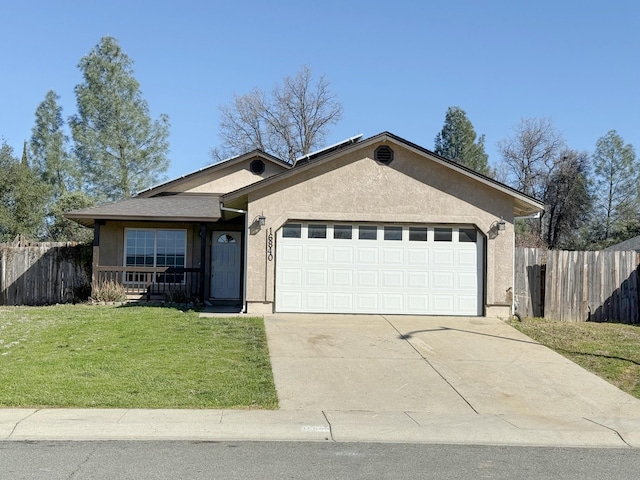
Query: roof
[
  {"left": 65, "top": 194, "right": 221, "bottom": 227},
  {"left": 604, "top": 235, "right": 640, "bottom": 252},
  {"left": 223, "top": 131, "right": 545, "bottom": 217}
]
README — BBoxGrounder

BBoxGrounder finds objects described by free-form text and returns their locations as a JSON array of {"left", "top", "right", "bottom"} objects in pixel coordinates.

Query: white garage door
[{"left": 275, "top": 223, "right": 483, "bottom": 315}]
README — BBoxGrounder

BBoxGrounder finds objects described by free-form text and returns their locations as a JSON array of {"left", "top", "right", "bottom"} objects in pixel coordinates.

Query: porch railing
[{"left": 96, "top": 266, "right": 201, "bottom": 301}]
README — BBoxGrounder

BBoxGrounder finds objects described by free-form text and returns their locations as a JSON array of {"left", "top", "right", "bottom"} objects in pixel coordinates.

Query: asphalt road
[{"left": 1, "top": 441, "right": 639, "bottom": 479}]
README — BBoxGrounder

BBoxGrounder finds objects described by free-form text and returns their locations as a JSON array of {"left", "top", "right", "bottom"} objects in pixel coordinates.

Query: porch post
[
  {"left": 92, "top": 221, "right": 103, "bottom": 291},
  {"left": 199, "top": 223, "right": 207, "bottom": 303}
]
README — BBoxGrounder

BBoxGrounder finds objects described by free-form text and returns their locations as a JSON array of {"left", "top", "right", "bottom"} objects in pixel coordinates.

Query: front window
[{"left": 125, "top": 229, "right": 186, "bottom": 283}]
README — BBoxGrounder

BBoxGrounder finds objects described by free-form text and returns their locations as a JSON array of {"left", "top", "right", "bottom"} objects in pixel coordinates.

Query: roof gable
[
  {"left": 223, "top": 132, "right": 545, "bottom": 217},
  {"left": 137, "top": 150, "right": 291, "bottom": 198}
]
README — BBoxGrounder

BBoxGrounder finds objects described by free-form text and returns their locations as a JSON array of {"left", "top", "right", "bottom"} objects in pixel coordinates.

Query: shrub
[
  {"left": 164, "top": 286, "right": 193, "bottom": 304},
  {"left": 92, "top": 280, "right": 127, "bottom": 303}
]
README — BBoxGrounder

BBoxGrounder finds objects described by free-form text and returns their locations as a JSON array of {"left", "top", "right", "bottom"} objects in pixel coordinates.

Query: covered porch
[{"left": 66, "top": 194, "right": 247, "bottom": 306}]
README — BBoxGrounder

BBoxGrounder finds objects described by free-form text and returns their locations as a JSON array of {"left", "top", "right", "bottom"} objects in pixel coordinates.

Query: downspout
[{"left": 220, "top": 204, "right": 248, "bottom": 313}]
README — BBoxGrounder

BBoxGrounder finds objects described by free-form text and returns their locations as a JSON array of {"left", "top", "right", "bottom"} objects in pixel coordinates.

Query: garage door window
[
  {"left": 384, "top": 226, "right": 402, "bottom": 241},
  {"left": 334, "top": 225, "right": 352, "bottom": 239},
  {"left": 459, "top": 228, "right": 478, "bottom": 243},
  {"left": 283, "top": 224, "right": 301, "bottom": 238},
  {"left": 434, "top": 228, "right": 452, "bottom": 242},
  {"left": 409, "top": 227, "right": 428, "bottom": 242},
  {"left": 308, "top": 224, "right": 327, "bottom": 239},
  {"left": 359, "top": 226, "right": 377, "bottom": 240}
]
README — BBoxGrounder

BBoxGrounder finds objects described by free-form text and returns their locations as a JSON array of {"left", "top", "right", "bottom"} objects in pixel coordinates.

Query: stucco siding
[
  {"left": 155, "top": 159, "right": 288, "bottom": 195},
  {"left": 244, "top": 144, "right": 516, "bottom": 314}
]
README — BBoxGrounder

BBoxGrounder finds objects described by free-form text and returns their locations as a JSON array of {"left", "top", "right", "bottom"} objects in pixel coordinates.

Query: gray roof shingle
[{"left": 65, "top": 194, "right": 221, "bottom": 227}]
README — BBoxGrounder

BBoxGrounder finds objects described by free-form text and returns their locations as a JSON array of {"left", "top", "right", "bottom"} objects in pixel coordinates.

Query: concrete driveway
[{"left": 264, "top": 314, "right": 640, "bottom": 417}]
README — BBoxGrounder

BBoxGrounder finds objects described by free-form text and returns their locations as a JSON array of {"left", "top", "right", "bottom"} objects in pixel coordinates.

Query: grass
[
  {"left": 0, "top": 305, "right": 278, "bottom": 409},
  {"left": 509, "top": 317, "right": 640, "bottom": 399}
]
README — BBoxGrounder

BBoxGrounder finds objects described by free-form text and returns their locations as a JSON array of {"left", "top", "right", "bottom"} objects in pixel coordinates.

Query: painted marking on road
[{"left": 302, "top": 425, "right": 330, "bottom": 433}]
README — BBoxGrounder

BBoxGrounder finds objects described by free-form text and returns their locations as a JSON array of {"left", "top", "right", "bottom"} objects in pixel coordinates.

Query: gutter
[{"left": 219, "top": 204, "right": 248, "bottom": 314}]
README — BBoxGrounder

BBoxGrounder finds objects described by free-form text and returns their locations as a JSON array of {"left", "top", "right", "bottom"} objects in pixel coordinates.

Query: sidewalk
[{"left": 1, "top": 408, "right": 639, "bottom": 447}]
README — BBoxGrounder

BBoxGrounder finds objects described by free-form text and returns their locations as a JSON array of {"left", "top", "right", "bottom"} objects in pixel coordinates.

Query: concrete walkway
[{"left": 1, "top": 314, "right": 639, "bottom": 447}]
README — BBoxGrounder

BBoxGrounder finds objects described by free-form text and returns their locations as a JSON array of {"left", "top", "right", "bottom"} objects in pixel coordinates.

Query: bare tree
[
  {"left": 211, "top": 66, "right": 343, "bottom": 163},
  {"left": 498, "top": 118, "right": 567, "bottom": 247},
  {"left": 497, "top": 118, "right": 564, "bottom": 198}
]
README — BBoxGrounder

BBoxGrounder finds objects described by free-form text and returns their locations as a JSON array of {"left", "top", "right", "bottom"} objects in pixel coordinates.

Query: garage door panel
[
  {"left": 457, "top": 272, "right": 477, "bottom": 289},
  {"left": 407, "top": 295, "right": 428, "bottom": 312},
  {"left": 276, "top": 224, "right": 483, "bottom": 316},
  {"left": 332, "top": 247, "right": 354, "bottom": 264},
  {"left": 432, "top": 271, "right": 454, "bottom": 289},
  {"left": 407, "top": 271, "right": 428, "bottom": 288},
  {"left": 407, "top": 249, "right": 429, "bottom": 266},
  {"left": 357, "top": 270, "right": 379, "bottom": 287},
  {"left": 279, "top": 291, "right": 303, "bottom": 310},
  {"left": 357, "top": 248, "right": 378, "bottom": 264},
  {"left": 457, "top": 249, "right": 477, "bottom": 266},
  {"left": 306, "top": 292, "right": 328, "bottom": 310},
  {"left": 280, "top": 245, "right": 303, "bottom": 263},
  {"left": 331, "top": 269, "right": 353, "bottom": 287},
  {"left": 380, "top": 293, "right": 403, "bottom": 311},
  {"left": 432, "top": 295, "right": 454, "bottom": 313},
  {"left": 356, "top": 293, "right": 378, "bottom": 311},
  {"left": 307, "top": 246, "right": 329, "bottom": 263},
  {"left": 331, "top": 292, "right": 353, "bottom": 310},
  {"left": 279, "top": 268, "right": 302, "bottom": 286},
  {"left": 306, "top": 269, "right": 328, "bottom": 287},
  {"left": 432, "top": 249, "right": 454, "bottom": 267},
  {"left": 381, "top": 270, "right": 404, "bottom": 288},
  {"left": 382, "top": 248, "right": 403, "bottom": 265},
  {"left": 457, "top": 295, "right": 479, "bottom": 314}
]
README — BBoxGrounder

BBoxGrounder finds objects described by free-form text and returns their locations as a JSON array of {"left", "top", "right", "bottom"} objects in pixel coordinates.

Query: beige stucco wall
[
  {"left": 242, "top": 143, "right": 516, "bottom": 315},
  {"left": 159, "top": 159, "right": 287, "bottom": 195}
]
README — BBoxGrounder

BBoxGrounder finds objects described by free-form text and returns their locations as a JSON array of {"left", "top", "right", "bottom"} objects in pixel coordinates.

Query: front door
[{"left": 211, "top": 231, "right": 242, "bottom": 300}]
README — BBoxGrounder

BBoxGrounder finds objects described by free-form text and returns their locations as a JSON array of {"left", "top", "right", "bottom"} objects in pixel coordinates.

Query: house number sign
[{"left": 267, "top": 228, "right": 273, "bottom": 261}]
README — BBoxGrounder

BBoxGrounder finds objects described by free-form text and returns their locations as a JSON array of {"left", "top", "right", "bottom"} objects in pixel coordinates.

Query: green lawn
[
  {"left": 0, "top": 305, "right": 278, "bottom": 409},
  {"left": 510, "top": 317, "right": 640, "bottom": 399}
]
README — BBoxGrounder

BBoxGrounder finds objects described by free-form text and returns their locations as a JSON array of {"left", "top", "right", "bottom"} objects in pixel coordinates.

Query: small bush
[
  {"left": 92, "top": 280, "right": 127, "bottom": 303},
  {"left": 164, "top": 286, "right": 193, "bottom": 304}
]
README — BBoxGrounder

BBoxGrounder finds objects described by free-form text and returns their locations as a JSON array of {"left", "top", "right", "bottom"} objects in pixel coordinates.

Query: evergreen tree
[
  {"left": 30, "top": 90, "right": 79, "bottom": 197},
  {"left": 434, "top": 106, "right": 492, "bottom": 176},
  {"left": 70, "top": 36, "right": 170, "bottom": 201},
  {"left": 47, "top": 191, "right": 95, "bottom": 242},
  {"left": 0, "top": 141, "right": 49, "bottom": 241},
  {"left": 591, "top": 130, "right": 638, "bottom": 243}
]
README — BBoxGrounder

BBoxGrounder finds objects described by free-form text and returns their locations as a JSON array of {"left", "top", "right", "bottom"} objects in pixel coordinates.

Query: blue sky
[{"left": 1, "top": 0, "right": 638, "bottom": 181}]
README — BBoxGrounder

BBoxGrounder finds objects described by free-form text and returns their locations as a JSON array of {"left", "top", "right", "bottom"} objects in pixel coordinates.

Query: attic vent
[
  {"left": 374, "top": 145, "right": 394, "bottom": 165},
  {"left": 249, "top": 159, "right": 266, "bottom": 174}
]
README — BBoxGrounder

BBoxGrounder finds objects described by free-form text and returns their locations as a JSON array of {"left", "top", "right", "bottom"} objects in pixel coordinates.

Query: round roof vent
[
  {"left": 249, "top": 159, "right": 266, "bottom": 174},
  {"left": 374, "top": 145, "right": 394, "bottom": 165}
]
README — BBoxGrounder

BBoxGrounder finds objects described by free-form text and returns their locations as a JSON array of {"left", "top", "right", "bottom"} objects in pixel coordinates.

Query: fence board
[
  {"left": 0, "top": 242, "right": 90, "bottom": 306},
  {"left": 514, "top": 247, "right": 546, "bottom": 318},
  {"left": 516, "top": 248, "right": 639, "bottom": 323}
]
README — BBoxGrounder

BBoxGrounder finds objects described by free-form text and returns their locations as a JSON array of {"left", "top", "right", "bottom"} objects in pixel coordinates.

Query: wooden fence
[
  {"left": 515, "top": 248, "right": 640, "bottom": 323},
  {"left": 0, "top": 240, "right": 90, "bottom": 306}
]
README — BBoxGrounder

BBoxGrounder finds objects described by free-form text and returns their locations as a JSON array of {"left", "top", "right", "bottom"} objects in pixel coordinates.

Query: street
[{"left": 1, "top": 441, "right": 639, "bottom": 479}]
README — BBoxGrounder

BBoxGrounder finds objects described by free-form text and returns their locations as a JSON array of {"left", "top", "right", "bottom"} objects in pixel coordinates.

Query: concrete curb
[{"left": 1, "top": 409, "right": 638, "bottom": 447}]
